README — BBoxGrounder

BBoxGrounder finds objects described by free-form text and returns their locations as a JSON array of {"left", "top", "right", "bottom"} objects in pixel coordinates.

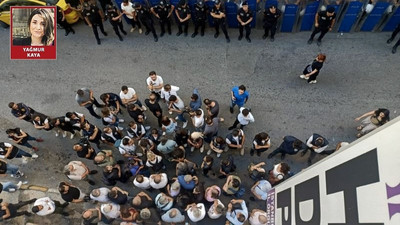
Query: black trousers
[
  {"left": 59, "top": 19, "right": 74, "bottom": 33},
  {"left": 214, "top": 20, "right": 229, "bottom": 38},
  {"left": 193, "top": 19, "right": 206, "bottom": 34},
  {"left": 310, "top": 26, "right": 329, "bottom": 41},
  {"left": 141, "top": 19, "right": 157, "bottom": 38},
  {"left": 391, "top": 23, "right": 400, "bottom": 47},
  {"left": 128, "top": 17, "right": 142, "bottom": 29},
  {"left": 111, "top": 21, "right": 125, "bottom": 38},
  {"left": 91, "top": 22, "right": 106, "bottom": 41},
  {"left": 7, "top": 200, "right": 35, "bottom": 219},
  {"left": 303, "top": 148, "right": 335, "bottom": 163},
  {"left": 177, "top": 20, "right": 189, "bottom": 33},
  {"left": 85, "top": 98, "right": 102, "bottom": 119},
  {"left": 263, "top": 22, "right": 277, "bottom": 38},
  {"left": 231, "top": 119, "right": 245, "bottom": 129},
  {"left": 302, "top": 67, "right": 319, "bottom": 82},
  {"left": 239, "top": 24, "right": 251, "bottom": 38},
  {"left": 159, "top": 18, "right": 171, "bottom": 34}
]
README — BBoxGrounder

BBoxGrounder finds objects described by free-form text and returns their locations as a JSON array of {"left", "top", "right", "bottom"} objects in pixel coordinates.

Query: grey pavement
[{"left": 0, "top": 17, "right": 399, "bottom": 225}]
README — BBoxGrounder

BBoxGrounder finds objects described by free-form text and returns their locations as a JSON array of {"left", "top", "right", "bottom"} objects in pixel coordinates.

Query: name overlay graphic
[{"left": 10, "top": 6, "right": 57, "bottom": 60}]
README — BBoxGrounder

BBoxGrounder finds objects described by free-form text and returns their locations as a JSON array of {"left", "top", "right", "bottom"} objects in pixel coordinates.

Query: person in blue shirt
[
  {"left": 189, "top": 89, "right": 202, "bottom": 111},
  {"left": 177, "top": 174, "right": 198, "bottom": 190},
  {"left": 230, "top": 85, "right": 249, "bottom": 114},
  {"left": 267, "top": 136, "right": 308, "bottom": 160}
]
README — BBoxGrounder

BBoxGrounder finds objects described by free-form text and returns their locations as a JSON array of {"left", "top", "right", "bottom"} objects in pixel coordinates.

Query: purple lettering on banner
[
  {"left": 387, "top": 183, "right": 400, "bottom": 219},
  {"left": 388, "top": 203, "right": 400, "bottom": 219},
  {"left": 267, "top": 188, "right": 276, "bottom": 225}
]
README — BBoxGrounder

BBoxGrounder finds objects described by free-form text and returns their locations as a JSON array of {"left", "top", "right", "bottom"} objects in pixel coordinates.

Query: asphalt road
[{"left": 0, "top": 16, "right": 399, "bottom": 225}]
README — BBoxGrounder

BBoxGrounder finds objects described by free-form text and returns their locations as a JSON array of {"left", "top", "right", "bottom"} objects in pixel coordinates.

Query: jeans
[
  {"left": 176, "top": 112, "right": 187, "bottom": 122},
  {"left": 20, "top": 136, "right": 36, "bottom": 149},
  {"left": 5, "top": 163, "right": 19, "bottom": 175},
  {"left": 85, "top": 98, "right": 102, "bottom": 119},
  {"left": 230, "top": 99, "right": 244, "bottom": 110},
  {"left": 1, "top": 182, "right": 18, "bottom": 192},
  {"left": 15, "top": 148, "right": 32, "bottom": 158}
]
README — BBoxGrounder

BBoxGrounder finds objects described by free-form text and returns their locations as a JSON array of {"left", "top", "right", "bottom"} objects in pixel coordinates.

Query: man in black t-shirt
[
  {"left": 175, "top": 0, "right": 191, "bottom": 36},
  {"left": 191, "top": 0, "right": 208, "bottom": 37},
  {"left": 58, "top": 182, "right": 86, "bottom": 203},
  {"left": 106, "top": 4, "right": 127, "bottom": 41},
  {"left": 237, "top": 1, "right": 253, "bottom": 42},
  {"left": 307, "top": 7, "right": 336, "bottom": 46},
  {"left": 145, "top": 93, "right": 163, "bottom": 127},
  {"left": 210, "top": 0, "right": 230, "bottom": 43},
  {"left": 151, "top": 0, "right": 175, "bottom": 37},
  {"left": 263, "top": 5, "right": 281, "bottom": 42},
  {"left": 83, "top": 2, "right": 108, "bottom": 45}
]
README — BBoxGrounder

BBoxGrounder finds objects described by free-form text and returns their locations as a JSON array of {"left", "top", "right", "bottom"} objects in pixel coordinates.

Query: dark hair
[
  {"left": 191, "top": 94, "right": 198, "bottom": 101},
  {"left": 136, "top": 175, "right": 144, "bottom": 183},
  {"left": 293, "top": 140, "right": 303, "bottom": 149},
  {"left": 280, "top": 163, "right": 290, "bottom": 175},
  {"left": 255, "top": 132, "right": 269, "bottom": 141},
  {"left": 151, "top": 128, "right": 159, "bottom": 135},
  {"left": 375, "top": 108, "right": 390, "bottom": 122},
  {"left": 232, "top": 178, "right": 240, "bottom": 188},
  {"left": 120, "top": 207, "right": 131, "bottom": 218},
  {"left": 101, "top": 107, "right": 110, "bottom": 116},
  {"left": 122, "top": 138, "right": 130, "bottom": 145},
  {"left": 108, "top": 190, "right": 117, "bottom": 199},
  {"left": 238, "top": 85, "right": 246, "bottom": 91},
  {"left": 32, "top": 206, "right": 40, "bottom": 213},
  {"left": 164, "top": 84, "right": 171, "bottom": 91},
  {"left": 315, "top": 137, "right": 324, "bottom": 147},
  {"left": 149, "top": 71, "right": 156, "bottom": 76},
  {"left": 242, "top": 108, "right": 249, "bottom": 116},
  {"left": 161, "top": 116, "right": 171, "bottom": 126},
  {"left": 6, "top": 128, "right": 18, "bottom": 134},
  {"left": 205, "top": 116, "right": 213, "bottom": 125},
  {"left": 195, "top": 109, "right": 202, "bottom": 116},
  {"left": 215, "top": 136, "right": 225, "bottom": 144},
  {"left": 58, "top": 182, "right": 67, "bottom": 192},
  {"left": 169, "top": 95, "right": 177, "bottom": 102},
  {"left": 238, "top": 214, "right": 245, "bottom": 222},
  {"left": 65, "top": 112, "right": 73, "bottom": 118},
  {"left": 28, "top": 8, "right": 54, "bottom": 46},
  {"left": 77, "top": 89, "right": 84, "bottom": 96},
  {"left": 203, "top": 98, "right": 211, "bottom": 105},
  {"left": 232, "top": 129, "right": 239, "bottom": 136},
  {"left": 121, "top": 86, "right": 128, "bottom": 91},
  {"left": 317, "top": 54, "right": 326, "bottom": 62},
  {"left": 129, "top": 121, "right": 136, "bottom": 127},
  {"left": 204, "top": 155, "right": 213, "bottom": 163},
  {"left": 8, "top": 102, "right": 15, "bottom": 108},
  {"left": 100, "top": 93, "right": 108, "bottom": 103}
]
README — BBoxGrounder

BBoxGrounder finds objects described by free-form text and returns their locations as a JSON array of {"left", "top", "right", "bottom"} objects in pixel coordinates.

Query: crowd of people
[
  {"left": 53, "top": 0, "right": 400, "bottom": 53},
  {"left": 0, "top": 69, "right": 391, "bottom": 224}
]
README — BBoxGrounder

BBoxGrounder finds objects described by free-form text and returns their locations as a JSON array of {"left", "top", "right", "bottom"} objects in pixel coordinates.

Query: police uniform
[
  {"left": 175, "top": 1, "right": 191, "bottom": 36},
  {"left": 191, "top": 1, "right": 208, "bottom": 37},
  {"left": 107, "top": 5, "right": 127, "bottom": 41},
  {"left": 263, "top": 6, "right": 281, "bottom": 41},
  {"left": 151, "top": 0, "right": 174, "bottom": 36},
  {"left": 237, "top": 2, "right": 253, "bottom": 42},
  {"left": 10, "top": 103, "right": 35, "bottom": 122},
  {"left": 308, "top": 8, "right": 336, "bottom": 45},
  {"left": 135, "top": 4, "right": 158, "bottom": 42},
  {"left": 387, "top": 23, "right": 400, "bottom": 54},
  {"left": 83, "top": 3, "right": 108, "bottom": 45},
  {"left": 57, "top": 6, "right": 75, "bottom": 36},
  {"left": 211, "top": 2, "right": 230, "bottom": 42}
]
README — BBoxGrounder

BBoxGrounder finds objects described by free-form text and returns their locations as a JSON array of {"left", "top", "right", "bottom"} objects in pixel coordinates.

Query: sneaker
[
  {"left": 139, "top": 28, "right": 143, "bottom": 34},
  {"left": 15, "top": 170, "right": 24, "bottom": 178},
  {"left": 88, "top": 180, "right": 96, "bottom": 185},
  {"left": 230, "top": 107, "right": 233, "bottom": 113},
  {"left": 299, "top": 75, "right": 306, "bottom": 79},
  {"left": 182, "top": 121, "right": 188, "bottom": 128},
  {"left": 17, "top": 181, "right": 23, "bottom": 189},
  {"left": 36, "top": 138, "right": 43, "bottom": 142},
  {"left": 200, "top": 145, "right": 204, "bottom": 153},
  {"left": 317, "top": 40, "right": 321, "bottom": 46},
  {"left": 145, "top": 126, "right": 151, "bottom": 130},
  {"left": 169, "top": 111, "right": 173, "bottom": 115},
  {"left": 246, "top": 37, "right": 251, "bottom": 43},
  {"left": 97, "top": 39, "right": 101, "bottom": 45},
  {"left": 176, "top": 31, "right": 182, "bottom": 36},
  {"left": 63, "top": 131, "right": 67, "bottom": 138},
  {"left": 175, "top": 116, "right": 179, "bottom": 120},
  {"left": 191, "top": 32, "right": 197, "bottom": 38},
  {"left": 160, "top": 32, "right": 165, "bottom": 37},
  {"left": 54, "top": 130, "right": 59, "bottom": 137},
  {"left": 70, "top": 132, "right": 75, "bottom": 139},
  {"left": 226, "top": 37, "right": 230, "bottom": 43},
  {"left": 262, "top": 34, "right": 267, "bottom": 39},
  {"left": 118, "top": 127, "right": 124, "bottom": 131},
  {"left": 142, "top": 106, "right": 147, "bottom": 111},
  {"left": 238, "top": 35, "right": 243, "bottom": 41},
  {"left": 9, "top": 188, "right": 16, "bottom": 192},
  {"left": 130, "top": 27, "right": 135, "bottom": 32},
  {"left": 309, "top": 80, "right": 317, "bottom": 84},
  {"left": 387, "top": 38, "right": 393, "bottom": 44},
  {"left": 207, "top": 150, "right": 211, "bottom": 155},
  {"left": 392, "top": 47, "right": 397, "bottom": 54},
  {"left": 270, "top": 37, "right": 275, "bottom": 42},
  {"left": 307, "top": 38, "right": 313, "bottom": 44},
  {"left": 214, "top": 33, "right": 219, "bottom": 38},
  {"left": 217, "top": 153, "right": 221, "bottom": 158},
  {"left": 119, "top": 119, "right": 125, "bottom": 123},
  {"left": 228, "top": 126, "right": 235, "bottom": 130},
  {"left": 191, "top": 147, "right": 195, "bottom": 152},
  {"left": 240, "top": 148, "right": 244, "bottom": 156},
  {"left": 32, "top": 154, "right": 39, "bottom": 159}
]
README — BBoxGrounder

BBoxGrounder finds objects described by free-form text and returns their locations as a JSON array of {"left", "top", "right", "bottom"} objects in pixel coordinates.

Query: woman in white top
[
  {"left": 186, "top": 203, "right": 206, "bottom": 222},
  {"left": 207, "top": 199, "right": 225, "bottom": 219},
  {"left": 167, "top": 180, "right": 181, "bottom": 197}
]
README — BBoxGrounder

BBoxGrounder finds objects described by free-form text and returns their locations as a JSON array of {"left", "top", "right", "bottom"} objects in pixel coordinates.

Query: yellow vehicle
[{"left": 0, "top": 0, "right": 79, "bottom": 28}]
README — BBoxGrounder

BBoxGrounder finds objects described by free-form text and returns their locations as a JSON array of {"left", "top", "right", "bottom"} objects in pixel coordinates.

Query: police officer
[
  {"left": 106, "top": 4, "right": 127, "bottom": 41},
  {"left": 151, "top": 0, "right": 175, "bottom": 37},
  {"left": 237, "top": 1, "right": 253, "bottom": 43},
  {"left": 263, "top": 5, "right": 281, "bottom": 42},
  {"left": 57, "top": 6, "right": 75, "bottom": 36},
  {"left": 175, "top": 0, "right": 191, "bottom": 36},
  {"left": 83, "top": 2, "right": 108, "bottom": 45},
  {"left": 387, "top": 23, "right": 400, "bottom": 54},
  {"left": 134, "top": 2, "right": 158, "bottom": 42},
  {"left": 191, "top": 0, "right": 208, "bottom": 38},
  {"left": 210, "top": 0, "right": 230, "bottom": 43},
  {"left": 307, "top": 6, "right": 336, "bottom": 46}
]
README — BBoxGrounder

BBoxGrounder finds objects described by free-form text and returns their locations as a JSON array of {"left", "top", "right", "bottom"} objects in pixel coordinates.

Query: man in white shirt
[
  {"left": 225, "top": 129, "right": 245, "bottom": 156},
  {"left": 229, "top": 107, "right": 254, "bottom": 130},
  {"left": 32, "top": 197, "right": 69, "bottom": 216},
  {"left": 186, "top": 203, "right": 206, "bottom": 222},
  {"left": 226, "top": 199, "right": 248, "bottom": 225},
  {"left": 160, "top": 84, "right": 179, "bottom": 104},
  {"left": 121, "top": 0, "right": 142, "bottom": 33},
  {"left": 146, "top": 71, "right": 164, "bottom": 97},
  {"left": 63, "top": 161, "right": 94, "bottom": 182},
  {"left": 250, "top": 180, "right": 272, "bottom": 201},
  {"left": 133, "top": 174, "right": 151, "bottom": 189},
  {"left": 249, "top": 209, "right": 268, "bottom": 225},
  {"left": 90, "top": 187, "right": 111, "bottom": 203},
  {"left": 208, "top": 199, "right": 225, "bottom": 219},
  {"left": 118, "top": 137, "right": 136, "bottom": 157},
  {"left": 161, "top": 208, "right": 185, "bottom": 223},
  {"left": 190, "top": 109, "right": 204, "bottom": 131},
  {"left": 101, "top": 203, "right": 121, "bottom": 219},
  {"left": 302, "top": 133, "right": 331, "bottom": 165},
  {"left": 119, "top": 85, "right": 146, "bottom": 111},
  {"left": 149, "top": 173, "right": 168, "bottom": 189},
  {"left": 168, "top": 95, "right": 187, "bottom": 128}
]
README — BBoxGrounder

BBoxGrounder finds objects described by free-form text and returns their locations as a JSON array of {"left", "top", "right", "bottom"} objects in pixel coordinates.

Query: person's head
[
  {"left": 108, "top": 189, "right": 118, "bottom": 199},
  {"left": 169, "top": 208, "right": 177, "bottom": 218},
  {"left": 215, "top": 0, "right": 221, "bottom": 7},
  {"left": 121, "top": 85, "right": 129, "bottom": 94},
  {"left": 191, "top": 94, "right": 199, "bottom": 102},
  {"left": 195, "top": 109, "right": 202, "bottom": 117},
  {"left": 191, "top": 131, "right": 203, "bottom": 140},
  {"left": 31, "top": 205, "right": 43, "bottom": 213},
  {"left": 204, "top": 155, "right": 213, "bottom": 163},
  {"left": 317, "top": 54, "right": 326, "bottom": 62},
  {"left": 163, "top": 84, "right": 171, "bottom": 92},
  {"left": 215, "top": 204, "right": 225, "bottom": 214},
  {"left": 377, "top": 108, "right": 390, "bottom": 120},
  {"left": 129, "top": 121, "right": 137, "bottom": 129},
  {"left": 28, "top": 8, "right": 54, "bottom": 45},
  {"left": 136, "top": 174, "right": 144, "bottom": 183},
  {"left": 83, "top": 2, "right": 91, "bottom": 10},
  {"left": 160, "top": 136, "right": 168, "bottom": 145},
  {"left": 327, "top": 6, "right": 335, "bottom": 16},
  {"left": 159, "top": 0, "right": 166, "bottom": 7},
  {"left": 123, "top": 0, "right": 129, "bottom": 5},
  {"left": 256, "top": 132, "right": 269, "bottom": 141},
  {"left": 149, "top": 71, "right": 157, "bottom": 80},
  {"left": 178, "top": 0, "right": 187, "bottom": 6},
  {"left": 169, "top": 95, "right": 177, "bottom": 102},
  {"left": 242, "top": 108, "right": 250, "bottom": 117},
  {"left": 161, "top": 116, "right": 171, "bottom": 126},
  {"left": 140, "top": 208, "right": 151, "bottom": 219},
  {"left": 211, "top": 188, "right": 220, "bottom": 199},
  {"left": 77, "top": 89, "right": 85, "bottom": 97},
  {"left": 259, "top": 214, "right": 268, "bottom": 223},
  {"left": 241, "top": 1, "right": 248, "bottom": 11},
  {"left": 94, "top": 155, "right": 105, "bottom": 163},
  {"left": 102, "top": 203, "right": 113, "bottom": 213},
  {"left": 176, "top": 128, "right": 188, "bottom": 136},
  {"left": 232, "top": 178, "right": 240, "bottom": 188},
  {"left": 8, "top": 102, "right": 16, "bottom": 109},
  {"left": 58, "top": 182, "right": 69, "bottom": 193},
  {"left": 103, "top": 126, "right": 113, "bottom": 134},
  {"left": 269, "top": 5, "right": 276, "bottom": 13},
  {"left": 203, "top": 98, "right": 211, "bottom": 106},
  {"left": 205, "top": 116, "right": 213, "bottom": 125},
  {"left": 128, "top": 104, "right": 138, "bottom": 112},
  {"left": 184, "top": 174, "right": 193, "bottom": 183},
  {"left": 139, "top": 139, "right": 150, "bottom": 148},
  {"left": 153, "top": 174, "right": 162, "bottom": 183},
  {"left": 149, "top": 93, "right": 157, "bottom": 101},
  {"left": 279, "top": 163, "right": 290, "bottom": 175},
  {"left": 197, "top": 0, "right": 204, "bottom": 7},
  {"left": 159, "top": 194, "right": 168, "bottom": 205},
  {"left": 65, "top": 112, "right": 75, "bottom": 119},
  {"left": 106, "top": 4, "right": 115, "bottom": 12},
  {"left": 147, "top": 152, "right": 156, "bottom": 161},
  {"left": 5, "top": 128, "right": 17, "bottom": 136},
  {"left": 151, "top": 128, "right": 159, "bottom": 136},
  {"left": 101, "top": 107, "right": 111, "bottom": 117},
  {"left": 293, "top": 139, "right": 303, "bottom": 149},
  {"left": 63, "top": 164, "right": 73, "bottom": 174},
  {"left": 315, "top": 137, "right": 325, "bottom": 147},
  {"left": 91, "top": 188, "right": 100, "bottom": 197},
  {"left": 237, "top": 213, "right": 246, "bottom": 222},
  {"left": 100, "top": 93, "right": 109, "bottom": 103},
  {"left": 171, "top": 180, "right": 180, "bottom": 191},
  {"left": 232, "top": 129, "right": 240, "bottom": 137},
  {"left": 133, "top": 2, "right": 142, "bottom": 9},
  {"left": 221, "top": 158, "right": 230, "bottom": 166},
  {"left": 238, "top": 85, "right": 246, "bottom": 94},
  {"left": 215, "top": 136, "right": 225, "bottom": 144},
  {"left": 192, "top": 207, "right": 201, "bottom": 218}
]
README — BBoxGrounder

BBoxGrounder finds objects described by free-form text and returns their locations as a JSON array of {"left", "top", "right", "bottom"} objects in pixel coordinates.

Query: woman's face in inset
[{"left": 30, "top": 14, "right": 45, "bottom": 39}]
